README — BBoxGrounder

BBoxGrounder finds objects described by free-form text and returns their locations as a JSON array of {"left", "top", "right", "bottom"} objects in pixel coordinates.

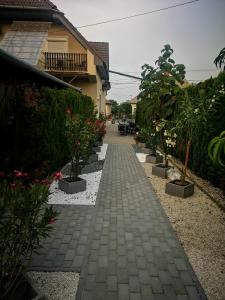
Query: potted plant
[
  {"left": 165, "top": 90, "right": 213, "bottom": 198},
  {"left": 138, "top": 128, "right": 154, "bottom": 154},
  {"left": 145, "top": 131, "right": 163, "bottom": 164},
  {"left": 0, "top": 170, "right": 58, "bottom": 299},
  {"left": 93, "top": 119, "right": 106, "bottom": 147},
  {"left": 152, "top": 120, "right": 175, "bottom": 178},
  {"left": 138, "top": 44, "right": 185, "bottom": 178},
  {"left": 58, "top": 112, "right": 92, "bottom": 194}
]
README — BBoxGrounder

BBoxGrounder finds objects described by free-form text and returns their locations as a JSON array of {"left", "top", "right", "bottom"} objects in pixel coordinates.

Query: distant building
[
  {"left": 130, "top": 96, "right": 138, "bottom": 115},
  {"left": 105, "top": 99, "right": 112, "bottom": 117}
]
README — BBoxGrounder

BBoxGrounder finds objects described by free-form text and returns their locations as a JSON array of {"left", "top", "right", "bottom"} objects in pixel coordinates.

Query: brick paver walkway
[
  {"left": 76, "top": 144, "right": 207, "bottom": 300},
  {"left": 30, "top": 123, "right": 207, "bottom": 299}
]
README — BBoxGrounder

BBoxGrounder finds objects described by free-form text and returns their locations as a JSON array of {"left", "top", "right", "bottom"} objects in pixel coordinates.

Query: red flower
[
  {"left": 66, "top": 107, "right": 72, "bottom": 115},
  {"left": 54, "top": 172, "right": 62, "bottom": 180},
  {"left": 48, "top": 218, "right": 56, "bottom": 224},
  {"left": 0, "top": 171, "right": 5, "bottom": 178},
  {"left": 14, "top": 170, "right": 23, "bottom": 177}
]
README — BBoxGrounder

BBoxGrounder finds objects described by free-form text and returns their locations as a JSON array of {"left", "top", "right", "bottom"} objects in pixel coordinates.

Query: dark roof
[
  {"left": 0, "top": 0, "right": 58, "bottom": 9},
  {"left": 0, "top": 48, "right": 81, "bottom": 91},
  {"left": 89, "top": 42, "right": 109, "bottom": 69}
]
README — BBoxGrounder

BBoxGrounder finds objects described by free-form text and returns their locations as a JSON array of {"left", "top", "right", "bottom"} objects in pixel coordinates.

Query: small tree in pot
[
  {"left": 165, "top": 90, "right": 215, "bottom": 197},
  {"left": 139, "top": 44, "right": 185, "bottom": 177},
  {"left": 58, "top": 111, "right": 93, "bottom": 194},
  {"left": 152, "top": 119, "right": 176, "bottom": 177}
]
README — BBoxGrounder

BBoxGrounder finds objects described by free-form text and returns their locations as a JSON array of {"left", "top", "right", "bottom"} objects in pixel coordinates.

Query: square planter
[
  {"left": 88, "top": 153, "right": 98, "bottom": 163},
  {"left": 94, "top": 141, "right": 103, "bottom": 147},
  {"left": 92, "top": 146, "right": 101, "bottom": 153},
  {"left": 138, "top": 142, "right": 145, "bottom": 148},
  {"left": 141, "top": 147, "right": 153, "bottom": 155},
  {"left": 152, "top": 164, "right": 172, "bottom": 179},
  {"left": 3, "top": 273, "right": 45, "bottom": 300},
  {"left": 59, "top": 177, "right": 86, "bottom": 194},
  {"left": 165, "top": 180, "right": 194, "bottom": 198},
  {"left": 146, "top": 154, "right": 163, "bottom": 164}
]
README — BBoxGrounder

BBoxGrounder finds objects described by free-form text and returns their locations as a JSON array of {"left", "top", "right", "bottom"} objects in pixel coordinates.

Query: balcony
[{"left": 43, "top": 52, "right": 87, "bottom": 73}]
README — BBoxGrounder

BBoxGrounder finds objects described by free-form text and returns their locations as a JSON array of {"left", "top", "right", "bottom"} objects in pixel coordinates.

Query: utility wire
[
  {"left": 110, "top": 68, "right": 217, "bottom": 74},
  {"left": 77, "top": 0, "right": 200, "bottom": 28}
]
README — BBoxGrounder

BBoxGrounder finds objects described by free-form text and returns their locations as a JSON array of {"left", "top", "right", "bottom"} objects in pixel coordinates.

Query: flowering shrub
[
  {"left": 94, "top": 119, "right": 106, "bottom": 143},
  {"left": 65, "top": 111, "right": 94, "bottom": 179},
  {"left": 139, "top": 127, "right": 159, "bottom": 155},
  {"left": 153, "top": 119, "right": 176, "bottom": 168},
  {"left": 0, "top": 171, "right": 58, "bottom": 298}
]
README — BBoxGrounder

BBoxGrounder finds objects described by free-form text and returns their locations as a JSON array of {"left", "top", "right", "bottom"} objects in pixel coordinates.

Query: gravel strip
[
  {"left": 28, "top": 272, "right": 79, "bottom": 300},
  {"left": 142, "top": 161, "right": 225, "bottom": 300}
]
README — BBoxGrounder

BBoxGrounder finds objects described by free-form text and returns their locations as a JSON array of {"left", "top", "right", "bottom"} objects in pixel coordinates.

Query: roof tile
[
  {"left": 89, "top": 41, "right": 109, "bottom": 69},
  {"left": 0, "top": 0, "right": 58, "bottom": 9}
]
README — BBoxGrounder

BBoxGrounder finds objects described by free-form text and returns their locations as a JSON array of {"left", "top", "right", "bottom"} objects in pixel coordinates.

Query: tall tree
[{"left": 109, "top": 100, "right": 119, "bottom": 116}]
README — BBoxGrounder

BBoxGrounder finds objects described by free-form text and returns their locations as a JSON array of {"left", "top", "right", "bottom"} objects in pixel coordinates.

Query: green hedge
[
  {"left": 0, "top": 84, "right": 94, "bottom": 176},
  {"left": 136, "top": 72, "right": 225, "bottom": 189}
]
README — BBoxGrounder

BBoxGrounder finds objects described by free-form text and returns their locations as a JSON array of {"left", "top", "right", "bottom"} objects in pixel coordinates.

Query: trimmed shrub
[{"left": 0, "top": 84, "right": 95, "bottom": 176}]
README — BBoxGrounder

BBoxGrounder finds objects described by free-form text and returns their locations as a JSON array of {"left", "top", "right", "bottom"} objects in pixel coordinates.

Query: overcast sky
[{"left": 53, "top": 0, "right": 225, "bottom": 103}]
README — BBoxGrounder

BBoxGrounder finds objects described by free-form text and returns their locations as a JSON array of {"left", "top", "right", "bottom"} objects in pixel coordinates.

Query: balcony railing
[{"left": 43, "top": 52, "right": 87, "bottom": 72}]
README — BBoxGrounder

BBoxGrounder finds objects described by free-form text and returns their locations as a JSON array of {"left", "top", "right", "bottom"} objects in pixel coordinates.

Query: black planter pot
[
  {"left": 92, "top": 146, "right": 101, "bottom": 153},
  {"left": 59, "top": 177, "right": 86, "bottom": 194},
  {"left": 152, "top": 163, "right": 173, "bottom": 179},
  {"left": 2, "top": 273, "right": 44, "bottom": 300},
  {"left": 94, "top": 141, "right": 103, "bottom": 147},
  {"left": 165, "top": 180, "right": 194, "bottom": 198},
  {"left": 141, "top": 147, "right": 153, "bottom": 155}
]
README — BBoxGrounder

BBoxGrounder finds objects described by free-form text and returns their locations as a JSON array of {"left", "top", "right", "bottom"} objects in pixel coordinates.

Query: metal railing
[{"left": 43, "top": 52, "right": 87, "bottom": 72}]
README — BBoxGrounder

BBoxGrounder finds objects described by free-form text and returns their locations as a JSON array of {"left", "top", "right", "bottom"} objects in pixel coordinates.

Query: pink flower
[
  {"left": 10, "top": 183, "right": 17, "bottom": 189},
  {"left": 54, "top": 172, "right": 62, "bottom": 180},
  {"left": 75, "top": 140, "right": 80, "bottom": 145},
  {"left": 66, "top": 107, "right": 72, "bottom": 115}
]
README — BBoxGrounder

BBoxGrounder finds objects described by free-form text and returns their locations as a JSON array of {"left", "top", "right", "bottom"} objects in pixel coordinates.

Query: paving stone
[
  {"left": 130, "top": 293, "right": 142, "bottom": 300},
  {"left": 129, "top": 276, "right": 141, "bottom": 292},
  {"left": 118, "top": 284, "right": 129, "bottom": 300},
  {"left": 107, "top": 275, "right": 117, "bottom": 291},
  {"left": 141, "top": 286, "right": 154, "bottom": 300},
  {"left": 149, "top": 276, "right": 163, "bottom": 294},
  {"left": 117, "top": 268, "right": 129, "bottom": 283},
  {"left": 30, "top": 143, "right": 207, "bottom": 300},
  {"left": 96, "top": 268, "right": 107, "bottom": 283}
]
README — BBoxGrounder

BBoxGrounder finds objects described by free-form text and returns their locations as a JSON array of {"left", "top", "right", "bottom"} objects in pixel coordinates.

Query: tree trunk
[{"left": 182, "top": 139, "right": 191, "bottom": 185}]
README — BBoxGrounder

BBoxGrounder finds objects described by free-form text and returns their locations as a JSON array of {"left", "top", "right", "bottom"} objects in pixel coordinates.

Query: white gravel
[
  {"left": 98, "top": 143, "right": 108, "bottom": 160},
  {"left": 48, "top": 144, "right": 108, "bottom": 205},
  {"left": 142, "top": 161, "right": 225, "bottom": 300},
  {"left": 28, "top": 272, "right": 79, "bottom": 300}
]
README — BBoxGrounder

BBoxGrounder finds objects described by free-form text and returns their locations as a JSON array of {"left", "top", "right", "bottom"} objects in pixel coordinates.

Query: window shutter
[{"left": 48, "top": 39, "right": 68, "bottom": 52}]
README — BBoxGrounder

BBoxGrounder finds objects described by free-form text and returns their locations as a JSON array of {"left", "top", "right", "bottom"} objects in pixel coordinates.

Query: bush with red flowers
[
  {"left": 93, "top": 119, "right": 106, "bottom": 143},
  {"left": 65, "top": 112, "right": 94, "bottom": 180},
  {"left": 0, "top": 171, "right": 58, "bottom": 299}
]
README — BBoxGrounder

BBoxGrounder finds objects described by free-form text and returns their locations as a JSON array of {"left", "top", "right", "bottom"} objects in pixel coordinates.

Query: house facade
[
  {"left": 130, "top": 96, "right": 138, "bottom": 116},
  {"left": 0, "top": 0, "right": 110, "bottom": 114}
]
